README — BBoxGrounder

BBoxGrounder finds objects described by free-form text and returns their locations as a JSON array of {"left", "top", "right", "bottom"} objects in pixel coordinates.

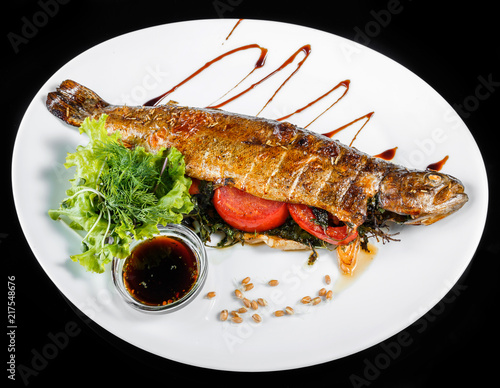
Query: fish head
[{"left": 378, "top": 169, "right": 468, "bottom": 225}]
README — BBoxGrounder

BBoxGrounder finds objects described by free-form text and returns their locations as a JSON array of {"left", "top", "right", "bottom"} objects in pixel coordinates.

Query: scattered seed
[
  {"left": 206, "top": 291, "right": 216, "bottom": 299},
  {"left": 244, "top": 283, "right": 254, "bottom": 291},
  {"left": 221, "top": 274, "right": 336, "bottom": 325}
]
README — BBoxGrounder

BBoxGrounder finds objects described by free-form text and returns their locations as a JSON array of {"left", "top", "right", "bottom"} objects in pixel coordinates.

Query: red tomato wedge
[
  {"left": 287, "top": 203, "right": 358, "bottom": 245},
  {"left": 213, "top": 186, "right": 289, "bottom": 232},
  {"left": 188, "top": 177, "right": 201, "bottom": 195}
]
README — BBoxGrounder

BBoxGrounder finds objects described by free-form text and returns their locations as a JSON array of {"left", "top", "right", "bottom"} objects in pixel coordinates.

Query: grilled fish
[{"left": 46, "top": 80, "right": 468, "bottom": 233}]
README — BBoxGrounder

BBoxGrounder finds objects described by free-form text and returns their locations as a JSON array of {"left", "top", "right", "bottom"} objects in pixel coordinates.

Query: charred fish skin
[
  {"left": 46, "top": 80, "right": 468, "bottom": 228},
  {"left": 46, "top": 80, "right": 390, "bottom": 227},
  {"left": 46, "top": 79, "right": 110, "bottom": 126},
  {"left": 378, "top": 168, "right": 468, "bottom": 225}
]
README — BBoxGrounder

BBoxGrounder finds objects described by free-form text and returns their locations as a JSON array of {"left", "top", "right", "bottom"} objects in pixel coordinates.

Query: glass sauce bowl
[{"left": 112, "top": 224, "right": 207, "bottom": 313}]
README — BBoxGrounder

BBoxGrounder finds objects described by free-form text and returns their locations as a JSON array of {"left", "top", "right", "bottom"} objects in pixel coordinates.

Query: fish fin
[{"left": 46, "top": 80, "right": 109, "bottom": 127}]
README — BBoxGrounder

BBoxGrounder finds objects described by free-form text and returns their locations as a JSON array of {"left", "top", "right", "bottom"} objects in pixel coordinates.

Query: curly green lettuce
[{"left": 49, "top": 115, "right": 193, "bottom": 273}]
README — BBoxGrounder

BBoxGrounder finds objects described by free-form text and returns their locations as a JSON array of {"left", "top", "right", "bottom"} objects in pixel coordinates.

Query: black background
[{"left": 4, "top": 1, "right": 499, "bottom": 387}]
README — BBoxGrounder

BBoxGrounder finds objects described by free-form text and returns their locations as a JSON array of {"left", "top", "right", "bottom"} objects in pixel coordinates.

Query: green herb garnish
[
  {"left": 49, "top": 115, "right": 193, "bottom": 273},
  {"left": 310, "top": 207, "right": 330, "bottom": 232}
]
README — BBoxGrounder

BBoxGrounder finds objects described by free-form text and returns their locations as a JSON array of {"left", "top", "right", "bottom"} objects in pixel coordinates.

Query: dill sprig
[
  {"left": 48, "top": 115, "right": 193, "bottom": 273},
  {"left": 93, "top": 141, "right": 169, "bottom": 227}
]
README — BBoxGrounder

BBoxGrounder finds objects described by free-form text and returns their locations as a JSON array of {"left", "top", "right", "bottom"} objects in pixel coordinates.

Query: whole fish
[{"left": 46, "top": 80, "right": 468, "bottom": 232}]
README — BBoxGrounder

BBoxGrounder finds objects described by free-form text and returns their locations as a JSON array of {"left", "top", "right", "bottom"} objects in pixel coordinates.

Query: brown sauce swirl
[{"left": 144, "top": 41, "right": 449, "bottom": 170}]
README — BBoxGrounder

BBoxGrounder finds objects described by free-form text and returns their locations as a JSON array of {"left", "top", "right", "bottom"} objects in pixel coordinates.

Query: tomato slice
[
  {"left": 287, "top": 203, "right": 358, "bottom": 245},
  {"left": 188, "top": 177, "right": 201, "bottom": 195},
  {"left": 213, "top": 186, "right": 289, "bottom": 232}
]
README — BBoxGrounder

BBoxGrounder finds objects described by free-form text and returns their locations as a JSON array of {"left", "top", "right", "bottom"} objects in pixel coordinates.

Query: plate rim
[{"left": 11, "top": 18, "right": 489, "bottom": 372}]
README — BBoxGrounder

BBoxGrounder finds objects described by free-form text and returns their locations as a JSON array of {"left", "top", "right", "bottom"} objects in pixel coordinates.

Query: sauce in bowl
[
  {"left": 112, "top": 224, "right": 207, "bottom": 313},
  {"left": 123, "top": 235, "right": 199, "bottom": 306}
]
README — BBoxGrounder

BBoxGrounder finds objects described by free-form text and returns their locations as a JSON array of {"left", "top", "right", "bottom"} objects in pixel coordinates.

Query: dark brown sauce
[
  {"left": 253, "top": 44, "right": 312, "bottom": 115},
  {"left": 209, "top": 44, "right": 312, "bottom": 111},
  {"left": 144, "top": 43, "right": 367, "bottom": 146},
  {"left": 426, "top": 155, "right": 449, "bottom": 171},
  {"left": 321, "top": 112, "right": 374, "bottom": 146},
  {"left": 374, "top": 147, "right": 398, "bottom": 160},
  {"left": 144, "top": 44, "right": 268, "bottom": 107},
  {"left": 225, "top": 19, "right": 243, "bottom": 41},
  {"left": 123, "top": 236, "right": 199, "bottom": 306},
  {"left": 144, "top": 42, "right": 452, "bottom": 167},
  {"left": 277, "top": 80, "right": 350, "bottom": 127}
]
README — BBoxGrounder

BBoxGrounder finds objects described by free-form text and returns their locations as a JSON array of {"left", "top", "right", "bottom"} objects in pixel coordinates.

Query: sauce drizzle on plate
[{"left": 145, "top": 41, "right": 448, "bottom": 170}]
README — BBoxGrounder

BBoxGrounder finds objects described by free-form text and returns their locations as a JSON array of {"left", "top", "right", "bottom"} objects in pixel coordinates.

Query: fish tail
[{"left": 45, "top": 79, "right": 109, "bottom": 127}]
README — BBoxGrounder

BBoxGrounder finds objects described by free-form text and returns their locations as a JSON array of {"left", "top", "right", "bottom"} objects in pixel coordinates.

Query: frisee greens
[{"left": 49, "top": 115, "right": 193, "bottom": 273}]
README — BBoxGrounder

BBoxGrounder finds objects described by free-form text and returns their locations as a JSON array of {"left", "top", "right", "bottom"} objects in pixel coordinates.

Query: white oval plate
[{"left": 12, "top": 19, "right": 488, "bottom": 371}]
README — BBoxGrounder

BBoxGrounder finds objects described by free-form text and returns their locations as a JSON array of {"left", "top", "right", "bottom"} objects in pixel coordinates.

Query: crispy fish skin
[{"left": 46, "top": 80, "right": 468, "bottom": 228}]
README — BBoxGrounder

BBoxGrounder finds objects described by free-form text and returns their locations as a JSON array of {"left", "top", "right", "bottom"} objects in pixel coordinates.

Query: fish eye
[{"left": 425, "top": 172, "right": 443, "bottom": 186}]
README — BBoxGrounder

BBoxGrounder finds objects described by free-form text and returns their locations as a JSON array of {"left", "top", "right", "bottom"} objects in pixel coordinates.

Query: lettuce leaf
[{"left": 49, "top": 115, "right": 193, "bottom": 273}]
